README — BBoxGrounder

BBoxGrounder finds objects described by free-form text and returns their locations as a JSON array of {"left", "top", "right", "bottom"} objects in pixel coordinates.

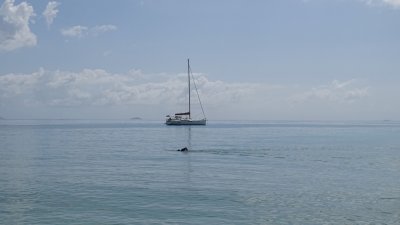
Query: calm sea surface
[{"left": 1, "top": 120, "right": 399, "bottom": 224}]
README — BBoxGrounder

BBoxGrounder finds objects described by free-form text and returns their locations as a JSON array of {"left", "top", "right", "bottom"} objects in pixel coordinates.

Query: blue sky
[{"left": 1, "top": 0, "right": 400, "bottom": 120}]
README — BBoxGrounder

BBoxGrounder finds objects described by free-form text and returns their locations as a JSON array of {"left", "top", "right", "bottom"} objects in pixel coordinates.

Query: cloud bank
[
  {"left": 0, "top": 68, "right": 375, "bottom": 120},
  {"left": 0, "top": 68, "right": 260, "bottom": 107},
  {"left": 0, "top": 0, "right": 36, "bottom": 51}
]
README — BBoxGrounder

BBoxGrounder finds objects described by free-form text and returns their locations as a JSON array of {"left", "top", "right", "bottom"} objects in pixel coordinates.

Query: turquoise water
[{"left": 1, "top": 120, "right": 400, "bottom": 224}]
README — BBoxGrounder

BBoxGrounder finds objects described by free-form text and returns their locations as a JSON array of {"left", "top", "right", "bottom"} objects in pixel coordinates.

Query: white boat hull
[{"left": 166, "top": 118, "right": 206, "bottom": 125}]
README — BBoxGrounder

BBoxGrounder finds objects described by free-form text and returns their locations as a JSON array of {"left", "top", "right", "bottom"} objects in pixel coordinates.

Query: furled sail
[{"left": 175, "top": 112, "right": 190, "bottom": 116}]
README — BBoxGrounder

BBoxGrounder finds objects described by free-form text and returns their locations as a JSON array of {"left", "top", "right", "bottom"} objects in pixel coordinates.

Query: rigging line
[{"left": 189, "top": 66, "right": 206, "bottom": 119}]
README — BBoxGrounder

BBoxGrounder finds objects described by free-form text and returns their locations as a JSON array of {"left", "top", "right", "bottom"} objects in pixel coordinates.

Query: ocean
[{"left": 1, "top": 120, "right": 399, "bottom": 224}]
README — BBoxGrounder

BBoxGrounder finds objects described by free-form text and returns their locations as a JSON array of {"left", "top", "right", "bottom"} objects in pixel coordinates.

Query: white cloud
[
  {"left": 304, "top": 0, "right": 400, "bottom": 9},
  {"left": 384, "top": 0, "right": 400, "bottom": 7},
  {"left": 0, "top": 0, "right": 36, "bottom": 51},
  {"left": 42, "top": 1, "right": 60, "bottom": 27},
  {"left": 361, "top": 0, "right": 400, "bottom": 8},
  {"left": 61, "top": 24, "right": 117, "bottom": 38},
  {"left": 290, "top": 79, "right": 369, "bottom": 104},
  {"left": 91, "top": 25, "right": 117, "bottom": 36},
  {"left": 60, "top": 25, "right": 88, "bottom": 38}
]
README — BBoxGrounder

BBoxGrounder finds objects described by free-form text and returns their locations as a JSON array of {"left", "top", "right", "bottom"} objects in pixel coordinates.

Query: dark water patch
[
  {"left": 379, "top": 197, "right": 400, "bottom": 200},
  {"left": 380, "top": 211, "right": 393, "bottom": 215}
]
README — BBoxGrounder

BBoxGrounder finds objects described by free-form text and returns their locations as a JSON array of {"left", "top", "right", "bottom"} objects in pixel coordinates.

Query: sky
[{"left": 0, "top": 0, "right": 400, "bottom": 120}]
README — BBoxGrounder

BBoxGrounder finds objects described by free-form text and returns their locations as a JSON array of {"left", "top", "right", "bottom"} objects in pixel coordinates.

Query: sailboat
[{"left": 166, "top": 59, "right": 207, "bottom": 125}]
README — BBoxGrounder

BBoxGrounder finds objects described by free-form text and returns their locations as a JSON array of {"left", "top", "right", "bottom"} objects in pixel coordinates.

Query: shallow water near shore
[{"left": 1, "top": 120, "right": 400, "bottom": 224}]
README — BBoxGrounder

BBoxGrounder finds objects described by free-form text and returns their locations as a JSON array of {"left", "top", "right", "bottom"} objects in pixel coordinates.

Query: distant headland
[{"left": 130, "top": 117, "right": 142, "bottom": 120}]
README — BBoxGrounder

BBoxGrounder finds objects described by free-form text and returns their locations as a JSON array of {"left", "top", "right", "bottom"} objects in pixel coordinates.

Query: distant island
[{"left": 130, "top": 117, "right": 142, "bottom": 120}]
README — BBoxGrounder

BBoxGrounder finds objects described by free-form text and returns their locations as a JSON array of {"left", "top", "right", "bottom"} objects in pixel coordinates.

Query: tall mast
[{"left": 188, "top": 58, "right": 191, "bottom": 119}]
